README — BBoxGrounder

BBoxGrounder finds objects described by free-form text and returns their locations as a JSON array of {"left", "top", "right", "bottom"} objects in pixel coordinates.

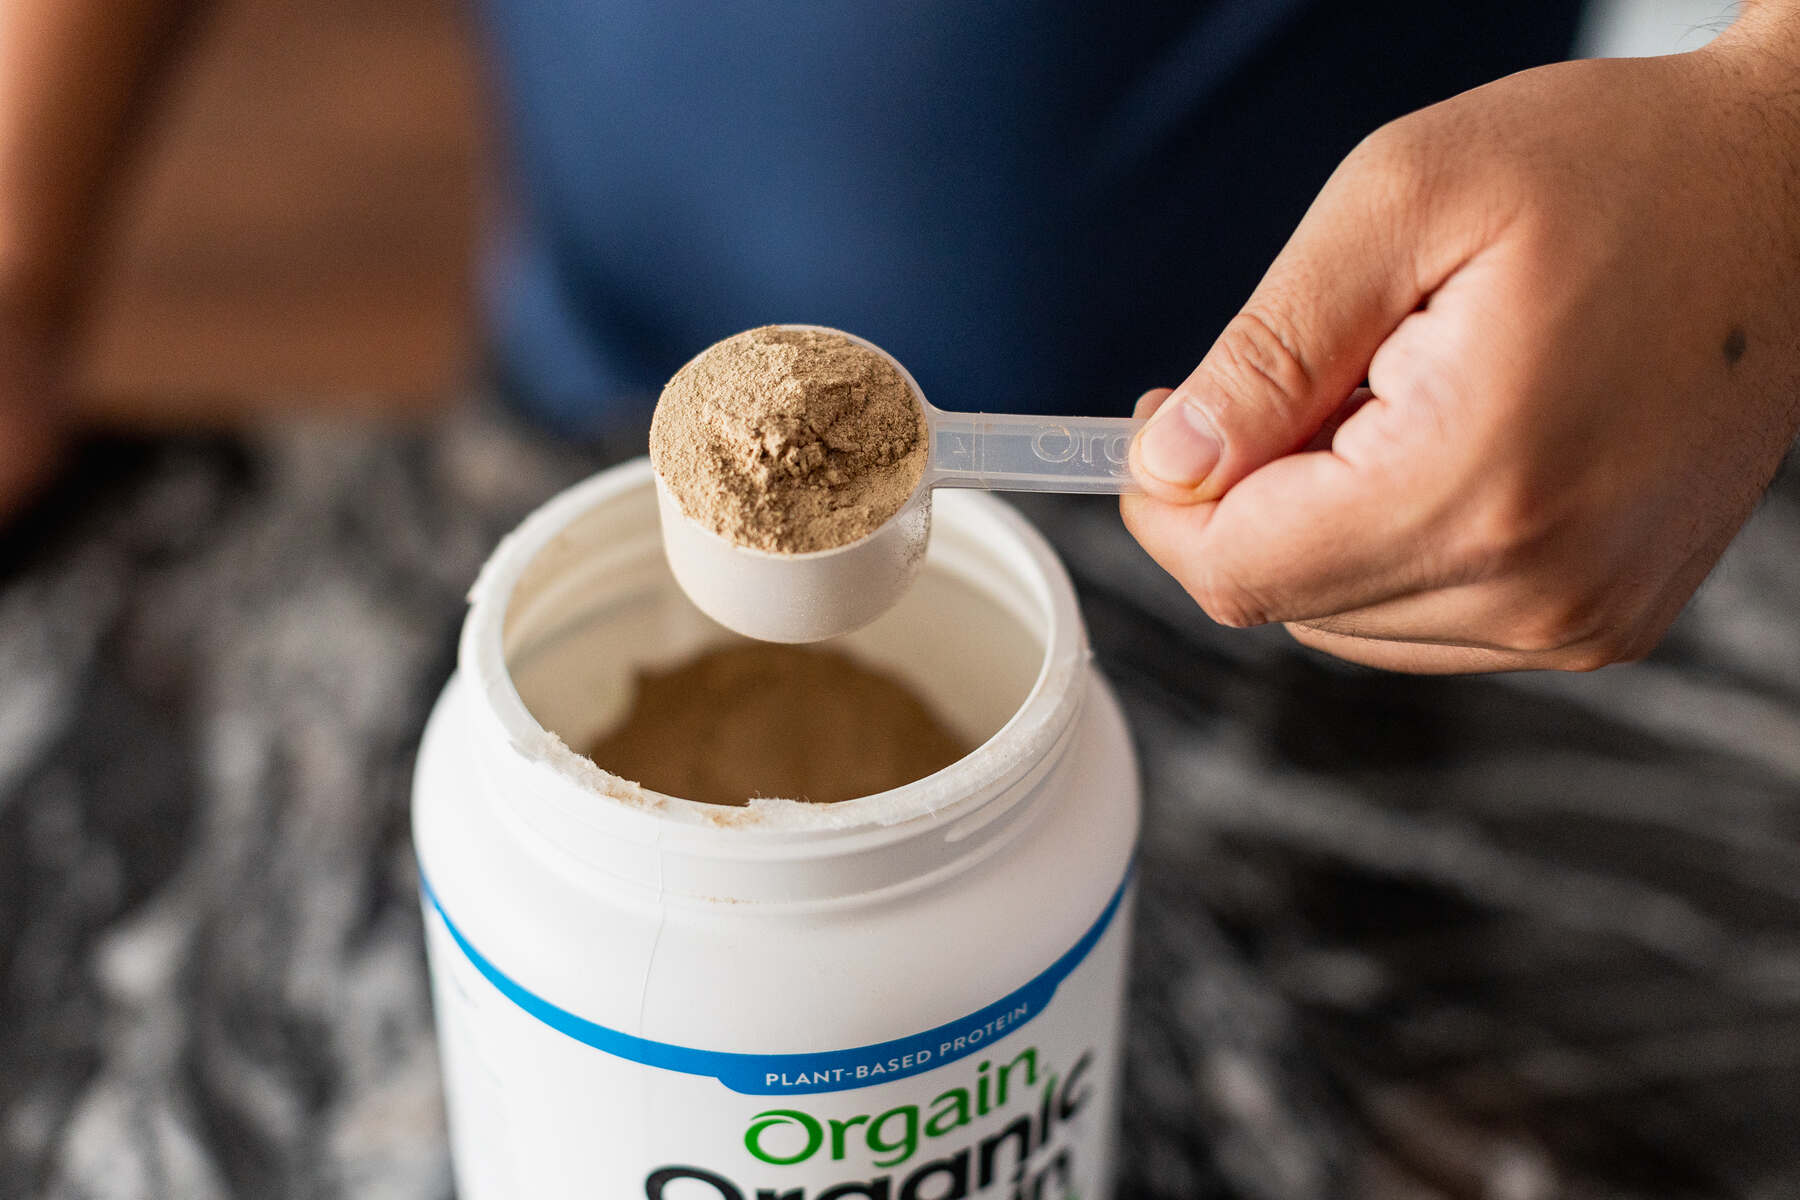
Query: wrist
[{"left": 1709, "top": 2, "right": 1800, "bottom": 81}]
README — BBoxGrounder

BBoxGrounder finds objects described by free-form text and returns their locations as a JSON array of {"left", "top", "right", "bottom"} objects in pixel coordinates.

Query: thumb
[{"left": 1130, "top": 135, "right": 1456, "bottom": 503}]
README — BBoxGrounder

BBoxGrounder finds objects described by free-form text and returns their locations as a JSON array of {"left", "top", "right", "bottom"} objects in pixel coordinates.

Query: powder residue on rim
[{"left": 649, "top": 326, "right": 928, "bottom": 554}]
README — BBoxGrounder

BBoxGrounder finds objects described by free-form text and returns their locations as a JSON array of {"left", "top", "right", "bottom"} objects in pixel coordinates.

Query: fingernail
[{"left": 1136, "top": 395, "right": 1220, "bottom": 488}]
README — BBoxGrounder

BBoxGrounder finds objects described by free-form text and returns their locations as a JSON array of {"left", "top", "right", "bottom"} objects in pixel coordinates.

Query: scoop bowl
[
  {"left": 655, "top": 473, "right": 931, "bottom": 643},
  {"left": 653, "top": 322, "right": 1143, "bottom": 642}
]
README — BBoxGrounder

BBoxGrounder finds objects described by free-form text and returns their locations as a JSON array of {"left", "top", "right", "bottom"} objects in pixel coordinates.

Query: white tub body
[{"left": 414, "top": 460, "right": 1139, "bottom": 1200}]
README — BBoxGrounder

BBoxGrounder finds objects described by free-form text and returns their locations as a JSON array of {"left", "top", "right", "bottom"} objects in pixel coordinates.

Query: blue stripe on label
[{"left": 420, "top": 859, "right": 1134, "bottom": 1096}]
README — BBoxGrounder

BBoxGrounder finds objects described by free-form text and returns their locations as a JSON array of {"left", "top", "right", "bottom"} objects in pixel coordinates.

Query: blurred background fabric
[
  {"left": 8, "top": 0, "right": 1798, "bottom": 1198},
  {"left": 68, "top": 0, "right": 1736, "bottom": 418}
]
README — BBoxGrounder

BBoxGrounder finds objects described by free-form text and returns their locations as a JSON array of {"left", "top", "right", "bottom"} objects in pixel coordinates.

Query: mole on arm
[{"left": 1723, "top": 325, "right": 1748, "bottom": 368}]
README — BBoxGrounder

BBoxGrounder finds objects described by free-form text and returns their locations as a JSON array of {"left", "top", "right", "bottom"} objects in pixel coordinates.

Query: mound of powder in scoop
[{"left": 649, "top": 326, "right": 928, "bottom": 554}]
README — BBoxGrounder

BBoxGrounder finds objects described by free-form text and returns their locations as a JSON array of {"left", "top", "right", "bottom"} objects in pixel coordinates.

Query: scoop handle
[{"left": 927, "top": 410, "right": 1145, "bottom": 493}]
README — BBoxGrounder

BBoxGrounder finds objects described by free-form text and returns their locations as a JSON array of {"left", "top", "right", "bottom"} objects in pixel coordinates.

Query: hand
[
  {"left": 0, "top": 289, "right": 69, "bottom": 521},
  {"left": 1122, "top": 20, "right": 1800, "bottom": 673},
  {"left": 0, "top": 0, "right": 211, "bottom": 526}
]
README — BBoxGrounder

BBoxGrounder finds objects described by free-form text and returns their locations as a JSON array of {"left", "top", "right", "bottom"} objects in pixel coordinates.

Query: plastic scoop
[{"left": 656, "top": 325, "right": 1144, "bottom": 643}]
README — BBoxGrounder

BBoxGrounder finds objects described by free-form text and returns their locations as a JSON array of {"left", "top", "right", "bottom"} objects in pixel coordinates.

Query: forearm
[
  {"left": 0, "top": 0, "right": 205, "bottom": 327},
  {"left": 1741, "top": 0, "right": 1800, "bottom": 19},
  {"left": 1721, "top": 0, "right": 1800, "bottom": 69}
]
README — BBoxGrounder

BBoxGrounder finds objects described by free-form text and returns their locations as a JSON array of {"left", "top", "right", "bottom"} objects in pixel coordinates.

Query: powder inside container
[
  {"left": 586, "top": 644, "right": 970, "bottom": 806},
  {"left": 649, "top": 326, "right": 929, "bottom": 554}
]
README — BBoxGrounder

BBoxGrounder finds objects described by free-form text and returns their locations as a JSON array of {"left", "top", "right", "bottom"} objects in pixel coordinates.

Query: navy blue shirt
[{"left": 477, "top": 1, "right": 1580, "bottom": 430}]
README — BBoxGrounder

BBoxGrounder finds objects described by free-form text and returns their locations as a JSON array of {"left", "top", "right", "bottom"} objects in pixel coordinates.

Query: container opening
[{"left": 498, "top": 479, "right": 1049, "bottom": 806}]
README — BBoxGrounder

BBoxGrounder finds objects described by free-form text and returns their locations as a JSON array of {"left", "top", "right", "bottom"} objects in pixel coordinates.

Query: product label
[{"left": 422, "top": 867, "right": 1134, "bottom": 1199}]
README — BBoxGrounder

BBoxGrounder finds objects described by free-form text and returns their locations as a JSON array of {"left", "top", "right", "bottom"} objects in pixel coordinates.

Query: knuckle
[
  {"left": 1282, "top": 622, "right": 1336, "bottom": 657},
  {"left": 1576, "top": 618, "right": 1663, "bottom": 669},
  {"left": 1344, "top": 119, "right": 1437, "bottom": 214},
  {"left": 1452, "top": 478, "right": 1563, "bottom": 578},
  {"left": 1117, "top": 493, "right": 1151, "bottom": 541},
  {"left": 1367, "top": 329, "right": 1462, "bottom": 420},
  {"left": 1189, "top": 566, "right": 1269, "bottom": 629},
  {"left": 1506, "top": 592, "right": 1611, "bottom": 655},
  {"left": 1546, "top": 635, "right": 1635, "bottom": 674},
  {"left": 1345, "top": 123, "right": 1407, "bottom": 181},
  {"left": 1204, "top": 308, "right": 1315, "bottom": 412}
]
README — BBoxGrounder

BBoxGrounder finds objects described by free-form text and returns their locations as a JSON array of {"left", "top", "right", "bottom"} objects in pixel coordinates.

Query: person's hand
[
  {"left": 0, "top": 287, "right": 68, "bottom": 521},
  {"left": 1123, "top": 16, "right": 1800, "bottom": 673}
]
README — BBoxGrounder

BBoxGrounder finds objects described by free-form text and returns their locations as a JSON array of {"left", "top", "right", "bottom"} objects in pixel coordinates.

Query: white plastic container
[{"left": 413, "top": 458, "right": 1140, "bottom": 1199}]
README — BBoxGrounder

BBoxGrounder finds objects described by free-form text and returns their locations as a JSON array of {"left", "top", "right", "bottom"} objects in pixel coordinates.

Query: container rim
[{"left": 459, "top": 457, "right": 1089, "bottom": 853}]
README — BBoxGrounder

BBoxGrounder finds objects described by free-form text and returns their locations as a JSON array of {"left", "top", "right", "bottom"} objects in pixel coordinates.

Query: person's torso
[{"left": 477, "top": 0, "right": 1582, "bottom": 429}]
